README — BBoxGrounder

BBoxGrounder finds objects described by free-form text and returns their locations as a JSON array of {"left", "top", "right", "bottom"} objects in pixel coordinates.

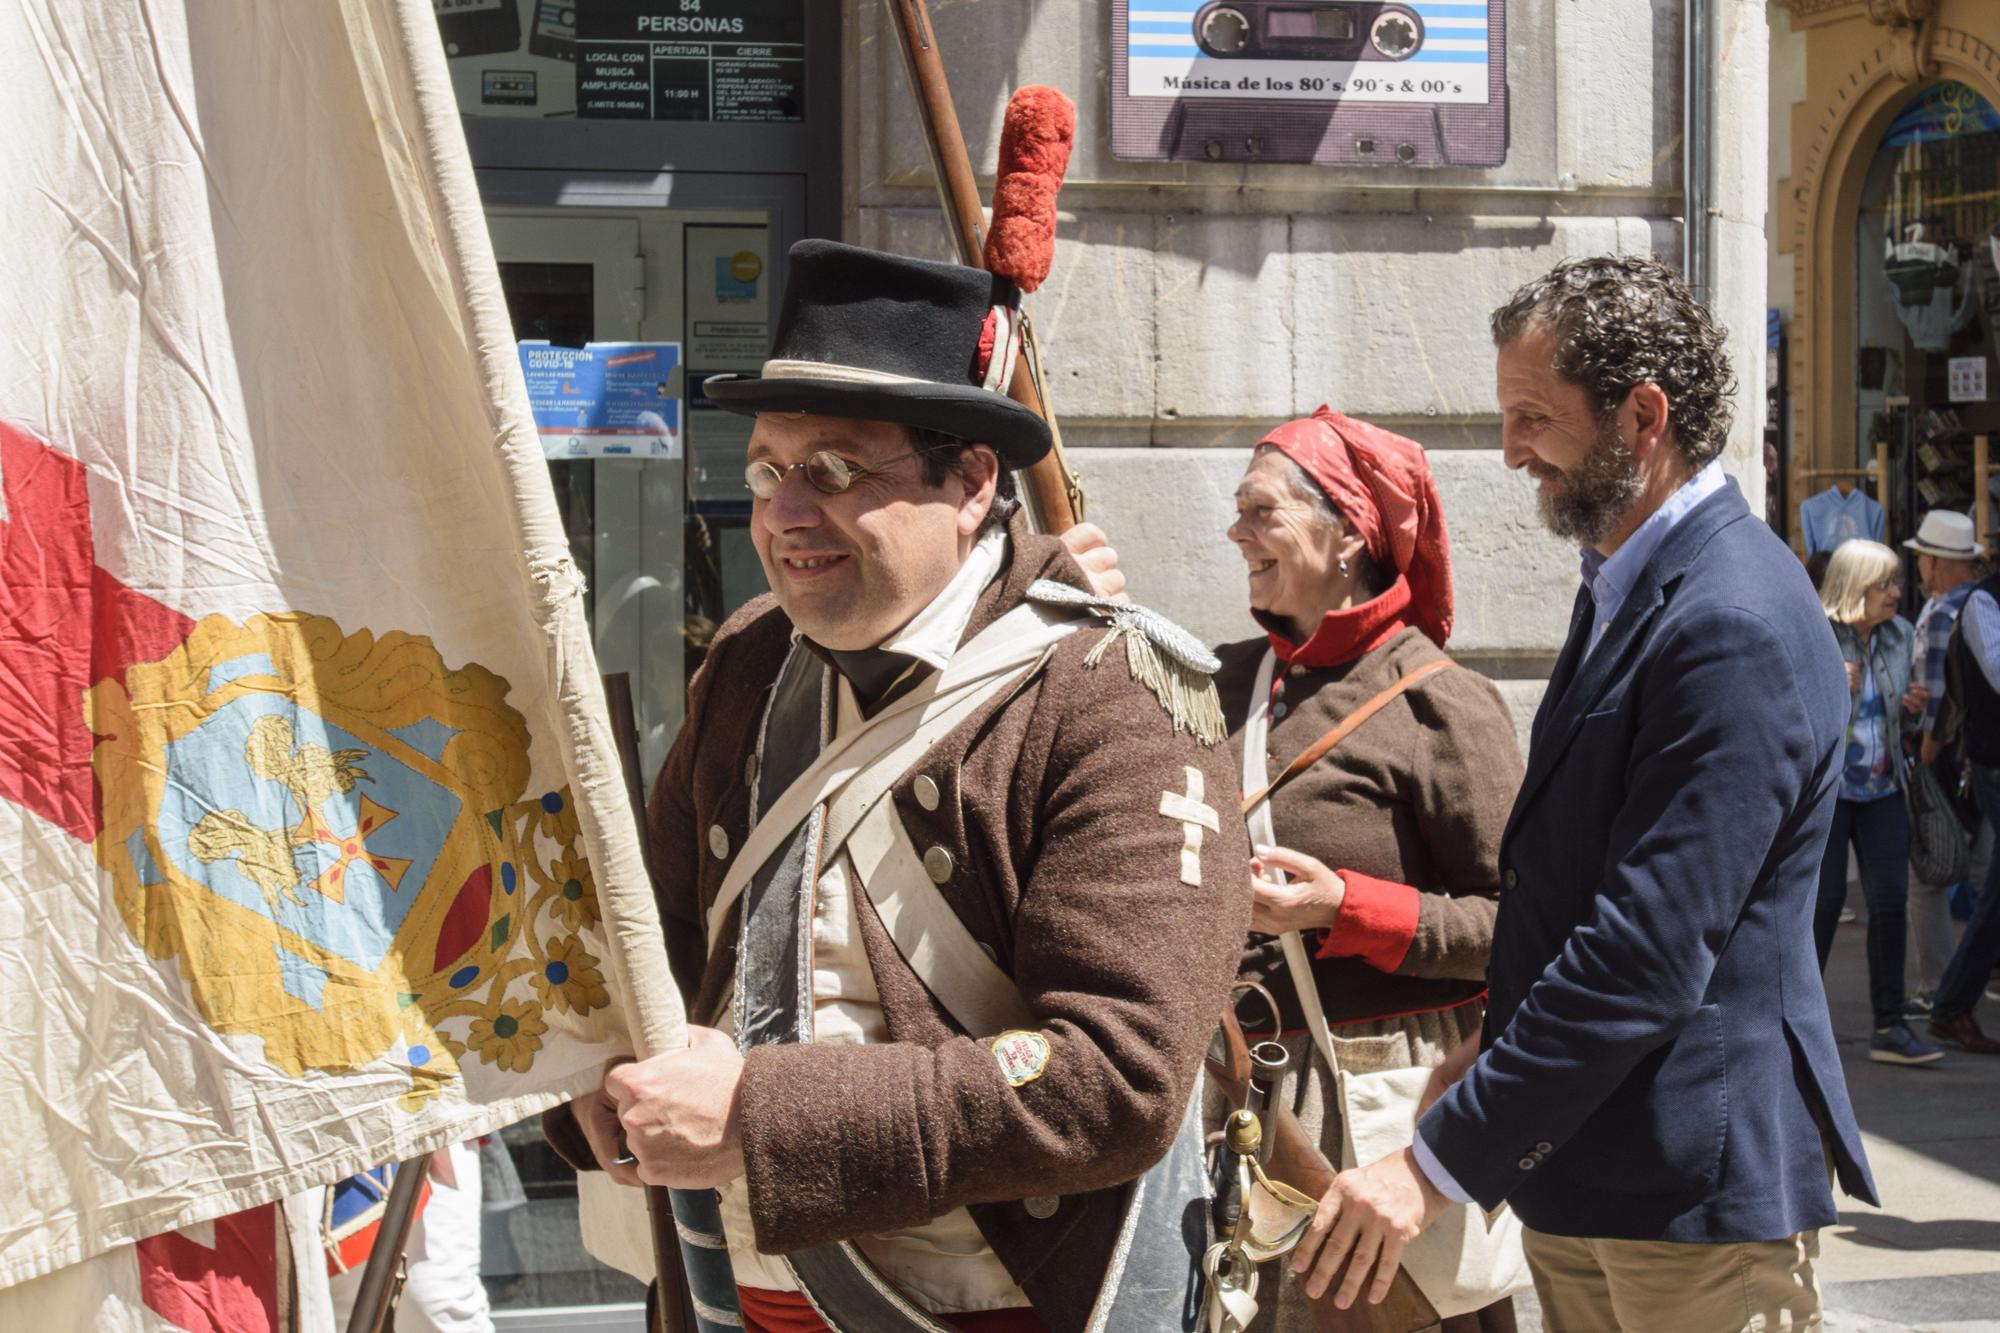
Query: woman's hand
[
  {"left": 1249, "top": 845, "right": 1346, "bottom": 935},
  {"left": 1904, "top": 682, "right": 1931, "bottom": 716},
  {"left": 1418, "top": 1033, "right": 1480, "bottom": 1118},
  {"left": 1845, "top": 661, "right": 1862, "bottom": 695}
]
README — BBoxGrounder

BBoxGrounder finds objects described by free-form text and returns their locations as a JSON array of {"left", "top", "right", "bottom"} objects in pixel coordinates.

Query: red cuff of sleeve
[{"left": 1314, "top": 871, "right": 1420, "bottom": 973}]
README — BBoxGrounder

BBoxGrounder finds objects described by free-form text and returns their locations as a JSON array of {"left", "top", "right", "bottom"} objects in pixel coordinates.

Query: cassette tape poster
[{"left": 1111, "top": 1, "right": 1507, "bottom": 168}]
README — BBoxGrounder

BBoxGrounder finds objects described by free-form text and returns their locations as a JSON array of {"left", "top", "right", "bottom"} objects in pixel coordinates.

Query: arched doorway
[
  {"left": 1777, "top": 15, "right": 2000, "bottom": 556},
  {"left": 1821, "top": 79, "right": 2000, "bottom": 558}
]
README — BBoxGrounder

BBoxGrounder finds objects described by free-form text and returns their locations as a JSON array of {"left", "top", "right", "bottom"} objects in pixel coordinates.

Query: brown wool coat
[
  {"left": 1213, "top": 627, "right": 1523, "bottom": 1032},
  {"left": 553, "top": 521, "right": 1250, "bottom": 1333}
]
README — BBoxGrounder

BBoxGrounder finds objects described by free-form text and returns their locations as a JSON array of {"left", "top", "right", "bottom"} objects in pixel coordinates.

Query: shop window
[{"left": 1848, "top": 80, "right": 2000, "bottom": 554}]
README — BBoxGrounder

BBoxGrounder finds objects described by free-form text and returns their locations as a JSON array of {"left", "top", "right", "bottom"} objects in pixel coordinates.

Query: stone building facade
[{"left": 845, "top": 0, "right": 1772, "bottom": 739}]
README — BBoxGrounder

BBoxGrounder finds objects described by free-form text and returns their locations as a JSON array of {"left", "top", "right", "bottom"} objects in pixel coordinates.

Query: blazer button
[
  {"left": 708, "top": 825, "right": 730, "bottom": 860},
  {"left": 1503, "top": 868, "right": 1519, "bottom": 890},
  {"left": 1273, "top": 702, "right": 1289, "bottom": 720},
  {"left": 924, "top": 846, "right": 955, "bottom": 883},
  {"left": 1517, "top": 1156, "right": 1537, "bottom": 1172},
  {"left": 914, "top": 775, "right": 942, "bottom": 811},
  {"left": 1535, "top": 1141, "right": 1553, "bottom": 1154},
  {"left": 1024, "top": 1195, "right": 1060, "bottom": 1219}
]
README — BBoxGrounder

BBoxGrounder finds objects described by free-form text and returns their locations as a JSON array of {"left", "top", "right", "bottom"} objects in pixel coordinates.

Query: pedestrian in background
[
  {"left": 1925, "top": 551, "right": 2000, "bottom": 1054},
  {"left": 1813, "top": 539, "right": 1944, "bottom": 1065},
  {"left": 1904, "top": 511, "right": 1989, "bottom": 1008},
  {"left": 1285, "top": 255, "right": 1875, "bottom": 1332}
]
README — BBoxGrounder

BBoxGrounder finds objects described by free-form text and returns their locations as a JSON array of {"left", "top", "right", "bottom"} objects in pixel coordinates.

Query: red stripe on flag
[
  {"left": 137, "top": 1203, "right": 282, "bottom": 1333},
  {"left": 0, "top": 422, "right": 194, "bottom": 841}
]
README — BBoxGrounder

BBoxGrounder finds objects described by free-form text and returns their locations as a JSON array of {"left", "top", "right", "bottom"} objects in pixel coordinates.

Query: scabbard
[{"left": 1206, "top": 1011, "right": 1442, "bottom": 1333}]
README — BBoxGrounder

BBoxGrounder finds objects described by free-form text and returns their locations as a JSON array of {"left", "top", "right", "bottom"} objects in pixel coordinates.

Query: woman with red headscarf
[{"left": 1214, "top": 407, "right": 1523, "bottom": 1333}]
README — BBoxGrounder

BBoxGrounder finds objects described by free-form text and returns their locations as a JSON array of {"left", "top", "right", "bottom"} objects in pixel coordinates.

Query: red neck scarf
[{"left": 1258, "top": 575, "right": 1416, "bottom": 670}]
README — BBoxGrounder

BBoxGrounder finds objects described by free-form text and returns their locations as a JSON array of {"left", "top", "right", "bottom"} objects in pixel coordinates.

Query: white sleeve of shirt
[
  {"left": 1410, "top": 1115, "right": 1474, "bottom": 1204},
  {"left": 1963, "top": 590, "right": 2000, "bottom": 694}
]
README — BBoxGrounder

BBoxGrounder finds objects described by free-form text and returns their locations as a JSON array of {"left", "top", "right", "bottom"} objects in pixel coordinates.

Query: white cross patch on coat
[{"left": 1159, "top": 765, "right": 1220, "bottom": 888}]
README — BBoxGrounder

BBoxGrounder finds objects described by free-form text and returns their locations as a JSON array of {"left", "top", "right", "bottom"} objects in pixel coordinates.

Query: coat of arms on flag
[{"left": 0, "top": 0, "right": 683, "bottom": 1317}]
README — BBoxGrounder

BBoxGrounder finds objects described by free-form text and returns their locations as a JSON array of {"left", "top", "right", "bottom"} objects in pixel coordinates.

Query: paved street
[
  {"left": 1510, "top": 909, "right": 2000, "bottom": 1332},
  {"left": 1814, "top": 907, "right": 2000, "bottom": 1333}
]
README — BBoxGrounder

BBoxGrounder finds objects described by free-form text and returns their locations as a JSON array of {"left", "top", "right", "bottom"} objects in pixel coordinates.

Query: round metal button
[
  {"left": 1517, "top": 1156, "right": 1537, "bottom": 1172},
  {"left": 1535, "top": 1141, "right": 1553, "bottom": 1154},
  {"left": 1290, "top": 664, "right": 1307, "bottom": 677},
  {"left": 1503, "top": 868, "right": 1519, "bottom": 890},
  {"left": 923, "top": 846, "right": 954, "bottom": 883},
  {"left": 914, "top": 775, "right": 941, "bottom": 811},
  {"left": 1024, "top": 1195, "right": 1060, "bottom": 1220},
  {"left": 1272, "top": 702, "right": 1289, "bottom": 720},
  {"left": 708, "top": 825, "right": 730, "bottom": 860}
]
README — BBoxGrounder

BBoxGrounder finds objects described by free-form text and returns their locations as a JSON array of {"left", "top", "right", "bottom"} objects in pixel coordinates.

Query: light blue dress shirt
[
  {"left": 1409, "top": 459, "right": 1726, "bottom": 1206},
  {"left": 1578, "top": 461, "right": 1727, "bottom": 663}
]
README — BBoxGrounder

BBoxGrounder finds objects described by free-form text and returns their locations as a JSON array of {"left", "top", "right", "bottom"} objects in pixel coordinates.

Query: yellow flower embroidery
[
  {"left": 549, "top": 849, "right": 601, "bottom": 932},
  {"left": 534, "top": 790, "right": 581, "bottom": 847},
  {"left": 534, "top": 935, "right": 611, "bottom": 1016},
  {"left": 468, "top": 1000, "right": 547, "bottom": 1074}
]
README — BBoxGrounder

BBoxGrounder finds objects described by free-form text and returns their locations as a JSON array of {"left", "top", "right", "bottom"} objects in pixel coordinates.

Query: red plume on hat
[
  {"left": 986, "top": 85, "right": 1075, "bottom": 291},
  {"left": 1257, "top": 406, "right": 1456, "bottom": 647},
  {"left": 972, "top": 86, "right": 1076, "bottom": 389},
  {"left": 968, "top": 83, "right": 1080, "bottom": 390}
]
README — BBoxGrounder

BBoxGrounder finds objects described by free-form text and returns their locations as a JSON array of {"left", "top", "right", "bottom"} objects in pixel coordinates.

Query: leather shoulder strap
[
  {"left": 846, "top": 791, "right": 1035, "bottom": 1038},
  {"left": 1241, "top": 658, "right": 1457, "bottom": 817}
]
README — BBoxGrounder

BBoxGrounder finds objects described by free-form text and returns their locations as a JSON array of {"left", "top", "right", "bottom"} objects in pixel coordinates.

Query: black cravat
[{"left": 824, "top": 646, "right": 932, "bottom": 717}]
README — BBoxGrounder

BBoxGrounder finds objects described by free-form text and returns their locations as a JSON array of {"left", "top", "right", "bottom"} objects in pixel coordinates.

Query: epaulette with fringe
[{"left": 1026, "top": 579, "right": 1227, "bottom": 746}]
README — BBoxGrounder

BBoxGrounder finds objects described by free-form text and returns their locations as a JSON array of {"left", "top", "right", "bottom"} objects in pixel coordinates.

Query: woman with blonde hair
[{"left": 1815, "top": 538, "right": 1944, "bottom": 1065}]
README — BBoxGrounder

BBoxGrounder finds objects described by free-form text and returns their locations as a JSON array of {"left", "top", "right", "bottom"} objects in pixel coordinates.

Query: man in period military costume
[{"left": 545, "top": 238, "right": 1251, "bottom": 1333}]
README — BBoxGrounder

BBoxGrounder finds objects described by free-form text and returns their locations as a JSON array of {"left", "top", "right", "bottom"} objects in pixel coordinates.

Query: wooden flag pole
[
  {"left": 344, "top": 1157, "right": 428, "bottom": 1333},
  {"left": 602, "top": 673, "right": 700, "bottom": 1333}
]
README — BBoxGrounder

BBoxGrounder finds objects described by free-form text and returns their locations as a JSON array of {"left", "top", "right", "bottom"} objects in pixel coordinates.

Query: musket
[
  {"left": 883, "top": 0, "right": 1086, "bottom": 534},
  {"left": 882, "top": 12, "right": 1437, "bottom": 1329}
]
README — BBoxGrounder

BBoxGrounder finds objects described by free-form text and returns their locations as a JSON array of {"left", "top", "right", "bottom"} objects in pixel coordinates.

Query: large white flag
[{"left": 0, "top": 0, "right": 680, "bottom": 1299}]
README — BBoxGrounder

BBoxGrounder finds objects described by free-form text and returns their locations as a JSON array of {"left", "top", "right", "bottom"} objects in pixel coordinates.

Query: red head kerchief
[{"left": 1256, "top": 405, "right": 1455, "bottom": 647}]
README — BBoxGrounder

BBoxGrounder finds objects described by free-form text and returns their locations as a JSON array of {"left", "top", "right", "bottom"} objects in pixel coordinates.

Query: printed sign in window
[
  {"left": 576, "top": 0, "right": 805, "bottom": 122},
  {"left": 684, "top": 224, "right": 771, "bottom": 370},
  {"left": 518, "top": 342, "right": 684, "bottom": 460}
]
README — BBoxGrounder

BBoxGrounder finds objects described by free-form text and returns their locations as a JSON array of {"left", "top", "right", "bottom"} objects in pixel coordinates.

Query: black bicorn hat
[{"left": 703, "top": 240, "right": 1052, "bottom": 467}]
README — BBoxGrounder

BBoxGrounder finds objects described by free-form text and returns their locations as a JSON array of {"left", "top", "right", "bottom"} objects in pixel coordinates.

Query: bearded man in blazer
[{"left": 1291, "top": 256, "right": 1878, "bottom": 1331}]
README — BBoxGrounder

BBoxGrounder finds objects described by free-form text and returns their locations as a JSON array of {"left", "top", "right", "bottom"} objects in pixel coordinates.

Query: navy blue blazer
[{"left": 1418, "top": 478, "right": 1878, "bottom": 1242}]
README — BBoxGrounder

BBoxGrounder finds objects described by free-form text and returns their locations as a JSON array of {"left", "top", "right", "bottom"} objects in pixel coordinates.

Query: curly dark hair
[
  {"left": 1490, "top": 255, "right": 1736, "bottom": 469},
  {"left": 909, "top": 425, "right": 1020, "bottom": 535}
]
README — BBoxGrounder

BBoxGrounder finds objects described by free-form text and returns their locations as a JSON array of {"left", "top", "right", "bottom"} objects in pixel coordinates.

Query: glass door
[{"left": 473, "top": 187, "right": 792, "bottom": 1329}]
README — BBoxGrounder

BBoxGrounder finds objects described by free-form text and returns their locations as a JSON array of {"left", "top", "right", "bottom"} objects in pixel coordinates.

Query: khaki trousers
[{"left": 1522, "top": 1227, "right": 1822, "bottom": 1333}]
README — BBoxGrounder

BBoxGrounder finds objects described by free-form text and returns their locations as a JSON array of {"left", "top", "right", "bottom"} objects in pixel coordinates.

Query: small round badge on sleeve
[{"left": 991, "top": 1030, "right": 1050, "bottom": 1088}]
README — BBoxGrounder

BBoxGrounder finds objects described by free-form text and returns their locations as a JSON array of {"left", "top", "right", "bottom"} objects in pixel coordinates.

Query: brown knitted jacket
[
  {"left": 552, "top": 520, "right": 1250, "bottom": 1333},
  {"left": 1214, "top": 627, "right": 1523, "bottom": 1033}
]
